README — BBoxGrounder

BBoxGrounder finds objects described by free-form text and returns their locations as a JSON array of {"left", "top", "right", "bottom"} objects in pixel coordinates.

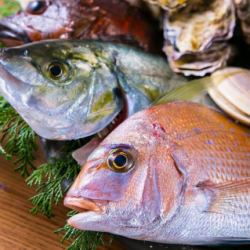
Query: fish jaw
[
  {"left": 64, "top": 188, "right": 115, "bottom": 234},
  {"left": 65, "top": 200, "right": 161, "bottom": 240},
  {"left": 64, "top": 197, "right": 112, "bottom": 233},
  {"left": 67, "top": 211, "right": 113, "bottom": 233}
]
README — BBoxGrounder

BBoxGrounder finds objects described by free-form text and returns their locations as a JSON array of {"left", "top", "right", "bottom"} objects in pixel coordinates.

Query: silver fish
[{"left": 0, "top": 40, "right": 186, "bottom": 140}]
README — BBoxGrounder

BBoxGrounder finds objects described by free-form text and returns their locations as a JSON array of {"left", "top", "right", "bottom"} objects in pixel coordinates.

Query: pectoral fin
[
  {"left": 197, "top": 179, "right": 250, "bottom": 215},
  {"left": 155, "top": 77, "right": 212, "bottom": 105},
  {"left": 72, "top": 137, "right": 101, "bottom": 165}
]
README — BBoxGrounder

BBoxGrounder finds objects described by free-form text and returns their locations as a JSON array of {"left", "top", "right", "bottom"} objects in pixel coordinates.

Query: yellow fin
[
  {"left": 155, "top": 77, "right": 213, "bottom": 105},
  {"left": 155, "top": 68, "right": 241, "bottom": 105}
]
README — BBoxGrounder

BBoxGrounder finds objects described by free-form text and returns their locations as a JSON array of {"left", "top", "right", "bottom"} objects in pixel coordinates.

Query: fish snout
[
  {"left": 65, "top": 167, "right": 88, "bottom": 197},
  {"left": 64, "top": 172, "right": 93, "bottom": 211}
]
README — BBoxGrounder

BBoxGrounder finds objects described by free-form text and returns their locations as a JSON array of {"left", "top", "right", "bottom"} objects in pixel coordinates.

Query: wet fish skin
[
  {"left": 0, "top": 0, "right": 161, "bottom": 52},
  {"left": 65, "top": 101, "right": 250, "bottom": 245},
  {"left": 0, "top": 40, "right": 185, "bottom": 140}
]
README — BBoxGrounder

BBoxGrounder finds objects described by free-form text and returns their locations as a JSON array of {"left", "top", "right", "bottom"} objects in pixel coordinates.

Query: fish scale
[{"left": 172, "top": 139, "right": 250, "bottom": 190}]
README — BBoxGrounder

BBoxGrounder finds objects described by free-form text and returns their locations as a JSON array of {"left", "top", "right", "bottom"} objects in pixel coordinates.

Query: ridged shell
[
  {"left": 144, "top": 0, "right": 188, "bottom": 10},
  {"left": 208, "top": 67, "right": 250, "bottom": 125},
  {"left": 164, "top": 43, "right": 233, "bottom": 76},
  {"left": 163, "top": 0, "right": 235, "bottom": 76},
  {"left": 234, "top": 0, "right": 250, "bottom": 44}
]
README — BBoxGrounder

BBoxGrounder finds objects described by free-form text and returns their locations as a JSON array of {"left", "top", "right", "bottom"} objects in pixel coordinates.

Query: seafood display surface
[{"left": 0, "top": 1, "right": 249, "bottom": 249}]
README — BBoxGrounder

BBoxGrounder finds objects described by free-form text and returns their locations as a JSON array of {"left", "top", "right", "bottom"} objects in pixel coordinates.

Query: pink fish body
[{"left": 64, "top": 102, "right": 250, "bottom": 245}]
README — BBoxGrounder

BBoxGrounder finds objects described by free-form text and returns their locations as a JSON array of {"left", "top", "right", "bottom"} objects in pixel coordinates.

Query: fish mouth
[
  {"left": 0, "top": 22, "right": 31, "bottom": 46},
  {"left": 64, "top": 196, "right": 102, "bottom": 213},
  {"left": 65, "top": 197, "right": 108, "bottom": 232}
]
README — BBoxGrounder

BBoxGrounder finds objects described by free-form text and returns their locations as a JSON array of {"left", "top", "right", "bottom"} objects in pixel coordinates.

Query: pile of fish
[{"left": 0, "top": 0, "right": 249, "bottom": 247}]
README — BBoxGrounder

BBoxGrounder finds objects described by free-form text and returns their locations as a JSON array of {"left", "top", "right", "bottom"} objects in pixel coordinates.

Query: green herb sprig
[
  {"left": 0, "top": 0, "right": 20, "bottom": 17},
  {"left": 0, "top": 97, "right": 37, "bottom": 177},
  {"left": 27, "top": 155, "right": 81, "bottom": 217}
]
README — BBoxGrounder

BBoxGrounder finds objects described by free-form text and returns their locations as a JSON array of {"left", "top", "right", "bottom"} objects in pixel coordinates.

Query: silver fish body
[{"left": 0, "top": 40, "right": 186, "bottom": 140}]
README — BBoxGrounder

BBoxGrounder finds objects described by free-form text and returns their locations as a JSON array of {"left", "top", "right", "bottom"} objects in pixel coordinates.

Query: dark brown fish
[{"left": 0, "top": 0, "right": 161, "bottom": 52}]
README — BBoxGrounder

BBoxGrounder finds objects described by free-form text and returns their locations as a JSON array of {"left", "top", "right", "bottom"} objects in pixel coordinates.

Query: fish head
[
  {"left": 64, "top": 107, "right": 184, "bottom": 240},
  {"left": 0, "top": 40, "right": 123, "bottom": 140},
  {"left": 0, "top": 0, "right": 73, "bottom": 46}
]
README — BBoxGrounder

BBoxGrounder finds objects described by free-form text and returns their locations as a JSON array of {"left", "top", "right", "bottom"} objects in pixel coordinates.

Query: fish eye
[
  {"left": 26, "top": 0, "right": 47, "bottom": 15},
  {"left": 46, "top": 61, "right": 70, "bottom": 82},
  {"left": 107, "top": 149, "right": 134, "bottom": 173}
]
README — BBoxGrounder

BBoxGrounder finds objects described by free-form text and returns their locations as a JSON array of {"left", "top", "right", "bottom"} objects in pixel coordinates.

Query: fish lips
[
  {"left": 64, "top": 196, "right": 110, "bottom": 232},
  {"left": 64, "top": 196, "right": 102, "bottom": 213},
  {"left": 0, "top": 21, "right": 31, "bottom": 46},
  {"left": 0, "top": 61, "right": 123, "bottom": 140}
]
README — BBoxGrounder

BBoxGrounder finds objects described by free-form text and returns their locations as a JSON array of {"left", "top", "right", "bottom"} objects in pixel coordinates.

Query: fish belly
[{"left": 153, "top": 202, "right": 250, "bottom": 245}]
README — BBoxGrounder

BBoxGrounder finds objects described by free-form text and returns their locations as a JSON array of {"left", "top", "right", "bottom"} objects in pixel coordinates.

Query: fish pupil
[
  {"left": 49, "top": 64, "right": 62, "bottom": 78},
  {"left": 114, "top": 154, "right": 127, "bottom": 167}
]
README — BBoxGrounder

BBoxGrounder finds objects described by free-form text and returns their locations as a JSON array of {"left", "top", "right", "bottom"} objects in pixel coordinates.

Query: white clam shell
[{"left": 208, "top": 67, "right": 250, "bottom": 125}]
